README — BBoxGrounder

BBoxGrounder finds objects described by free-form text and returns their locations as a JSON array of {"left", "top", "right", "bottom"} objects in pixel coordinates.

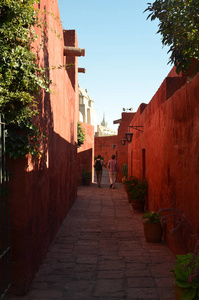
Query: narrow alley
[{"left": 6, "top": 170, "right": 175, "bottom": 300}]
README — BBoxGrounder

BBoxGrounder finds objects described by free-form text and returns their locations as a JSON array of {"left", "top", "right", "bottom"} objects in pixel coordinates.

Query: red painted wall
[
  {"left": 9, "top": 0, "right": 79, "bottom": 295},
  {"left": 94, "top": 113, "right": 134, "bottom": 182},
  {"left": 77, "top": 122, "right": 94, "bottom": 183},
  {"left": 128, "top": 68, "right": 199, "bottom": 255},
  {"left": 94, "top": 135, "right": 118, "bottom": 164}
]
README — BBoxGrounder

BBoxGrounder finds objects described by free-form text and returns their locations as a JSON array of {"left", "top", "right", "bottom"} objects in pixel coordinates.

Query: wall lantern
[
  {"left": 112, "top": 144, "right": 116, "bottom": 149},
  {"left": 125, "top": 125, "right": 144, "bottom": 143},
  {"left": 121, "top": 138, "right": 126, "bottom": 146},
  {"left": 125, "top": 132, "right": 134, "bottom": 143}
]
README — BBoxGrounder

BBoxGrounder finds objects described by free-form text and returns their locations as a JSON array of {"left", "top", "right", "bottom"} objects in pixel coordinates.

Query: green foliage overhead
[
  {"left": 0, "top": 0, "right": 46, "bottom": 123},
  {"left": 77, "top": 121, "right": 86, "bottom": 147},
  {"left": 145, "top": 0, "right": 199, "bottom": 74},
  {"left": 0, "top": 0, "right": 51, "bottom": 158}
]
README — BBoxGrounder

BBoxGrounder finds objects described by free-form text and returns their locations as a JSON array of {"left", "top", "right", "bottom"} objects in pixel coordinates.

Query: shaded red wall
[
  {"left": 9, "top": 0, "right": 79, "bottom": 295},
  {"left": 77, "top": 122, "right": 94, "bottom": 183},
  {"left": 128, "top": 68, "right": 199, "bottom": 255},
  {"left": 94, "top": 113, "right": 134, "bottom": 182}
]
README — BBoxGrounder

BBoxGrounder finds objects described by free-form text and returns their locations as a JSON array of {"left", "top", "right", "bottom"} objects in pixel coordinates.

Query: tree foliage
[
  {"left": 0, "top": 0, "right": 50, "bottom": 158},
  {"left": 145, "top": 0, "right": 199, "bottom": 74}
]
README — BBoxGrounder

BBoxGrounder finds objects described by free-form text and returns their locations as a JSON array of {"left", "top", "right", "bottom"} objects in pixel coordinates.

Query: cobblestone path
[{"left": 6, "top": 170, "right": 175, "bottom": 299}]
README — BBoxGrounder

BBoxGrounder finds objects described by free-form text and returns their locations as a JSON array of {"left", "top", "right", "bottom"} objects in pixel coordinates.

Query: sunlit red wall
[
  {"left": 128, "top": 68, "right": 199, "bottom": 255},
  {"left": 9, "top": 0, "right": 79, "bottom": 295},
  {"left": 77, "top": 122, "right": 94, "bottom": 184}
]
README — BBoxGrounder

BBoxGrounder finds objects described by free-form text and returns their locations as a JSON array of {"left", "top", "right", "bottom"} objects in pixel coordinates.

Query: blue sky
[{"left": 57, "top": 0, "right": 172, "bottom": 131}]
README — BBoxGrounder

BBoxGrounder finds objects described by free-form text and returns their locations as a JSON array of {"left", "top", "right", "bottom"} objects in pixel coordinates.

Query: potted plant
[
  {"left": 122, "top": 176, "right": 139, "bottom": 202},
  {"left": 122, "top": 163, "right": 128, "bottom": 180},
  {"left": 129, "top": 178, "right": 148, "bottom": 212},
  {"left": 171, "top": 250, "right": 199, "bottom": 300},
  {"left": 158, "top": 208, "right": 199, "bottom": 299},
  {"left": 142, "top": 211, "right": 163, "bottom": 243},
  {"left": 82, "top": 169, "right": 91, "bottom": 185}
]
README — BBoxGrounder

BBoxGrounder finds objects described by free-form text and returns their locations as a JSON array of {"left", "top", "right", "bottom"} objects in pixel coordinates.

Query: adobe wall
[
  {"left": 9, "top": 0, "right": 79, "bottom": 295},
  {"left": 77, "top": 122, "right": 95, "bottom": 184},
  {"left": 128, "top": 69, "right": 199, "bottom": 255},
  {"left": 94, "top": 113, "right": 134, "bottom": 182},
  {"left": 94, "top": 135, "right": 118, "bottom": 164}
]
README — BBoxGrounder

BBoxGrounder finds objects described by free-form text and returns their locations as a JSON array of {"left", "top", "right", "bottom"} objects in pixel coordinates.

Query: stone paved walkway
[{"left": 6, "top": 170, "right": 175, "bottom": 299}]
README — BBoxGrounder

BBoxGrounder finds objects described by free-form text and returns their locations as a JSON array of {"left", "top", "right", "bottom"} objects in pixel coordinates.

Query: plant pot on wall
[{"left": 143, "top": 222, "right": 163, "bottom": 243}]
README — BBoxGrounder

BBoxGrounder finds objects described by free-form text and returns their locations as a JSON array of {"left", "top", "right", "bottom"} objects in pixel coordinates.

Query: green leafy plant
[
  {"left": 122, "top": 176, "right": 139, "bottom": 192},
  {"left": 171, "top": 251, "right": 199, "bottom": 300},
  {"left": 82, "top": 169, "right": 91, "bottom": 184},
  {"left": 129, "top": 178, "right": 148, "bottom": 201},
  {"left": 0, "top": 0, "right": 65, "bottom": 159},
  {"left": 122, "top": 163, "right": 128, "bottom": 178},
  {"left": 77, "top": 122, "right": 86, "bottom": 147},
  {"left": 0, "top": 0, "right": 49, "bottom": 122},
  {"left": 145, "top": 0, "right": 199, "bottom": 74},
  {"left": 0, "top": 0, "right": 46, "bottom": 158},
  {"left": 5, "top": 119, "right": 45, "bottom": 159},
  {"left": 142, "top": 211, "right": 162, "bottom": 223},
  {"left": 158, "top": 208, "right": 199, "bottom": 298},
  {"left": 156, "top": 208, "right": 199, "bottom": 298}
]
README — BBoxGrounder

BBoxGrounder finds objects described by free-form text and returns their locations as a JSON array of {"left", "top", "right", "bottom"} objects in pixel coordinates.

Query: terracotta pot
[
  {"left": 132, "top": 200, "right": 145, "bottom": 213},
  {"left": 174, "top": 284, "right": 187, "bottom": 300},
  {"left": 82, "top": 179, "right": 90, "bottom": 186},
  {"left": 124, "top": 183, "right": 127, "bottom": 191},
  {"left": 143, "top": 222, "right": 163, "bottom": 243},
  {"left": 127, "top": 192, "right": 132, "bottom": 203}
]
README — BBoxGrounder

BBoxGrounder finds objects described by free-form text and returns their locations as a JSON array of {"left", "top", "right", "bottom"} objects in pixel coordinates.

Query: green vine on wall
[
  {"left": 5, "top": 119, "right": 45, "bottom": 159},
  {"left": 0, "top": 0, "right": 66, "bottom": 159}
]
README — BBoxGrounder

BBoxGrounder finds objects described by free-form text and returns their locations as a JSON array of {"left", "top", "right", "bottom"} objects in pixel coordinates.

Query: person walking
[
  {"left": 107, "top": 154, "right": 119, "bottom": 189},
  {"left": 94, "top": 155, "right": 106, "bottom": 187}
]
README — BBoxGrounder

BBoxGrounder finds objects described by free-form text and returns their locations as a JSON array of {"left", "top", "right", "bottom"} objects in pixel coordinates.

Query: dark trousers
[{"left": 96, "top": 170, "right": 102, "bottom": 187}]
